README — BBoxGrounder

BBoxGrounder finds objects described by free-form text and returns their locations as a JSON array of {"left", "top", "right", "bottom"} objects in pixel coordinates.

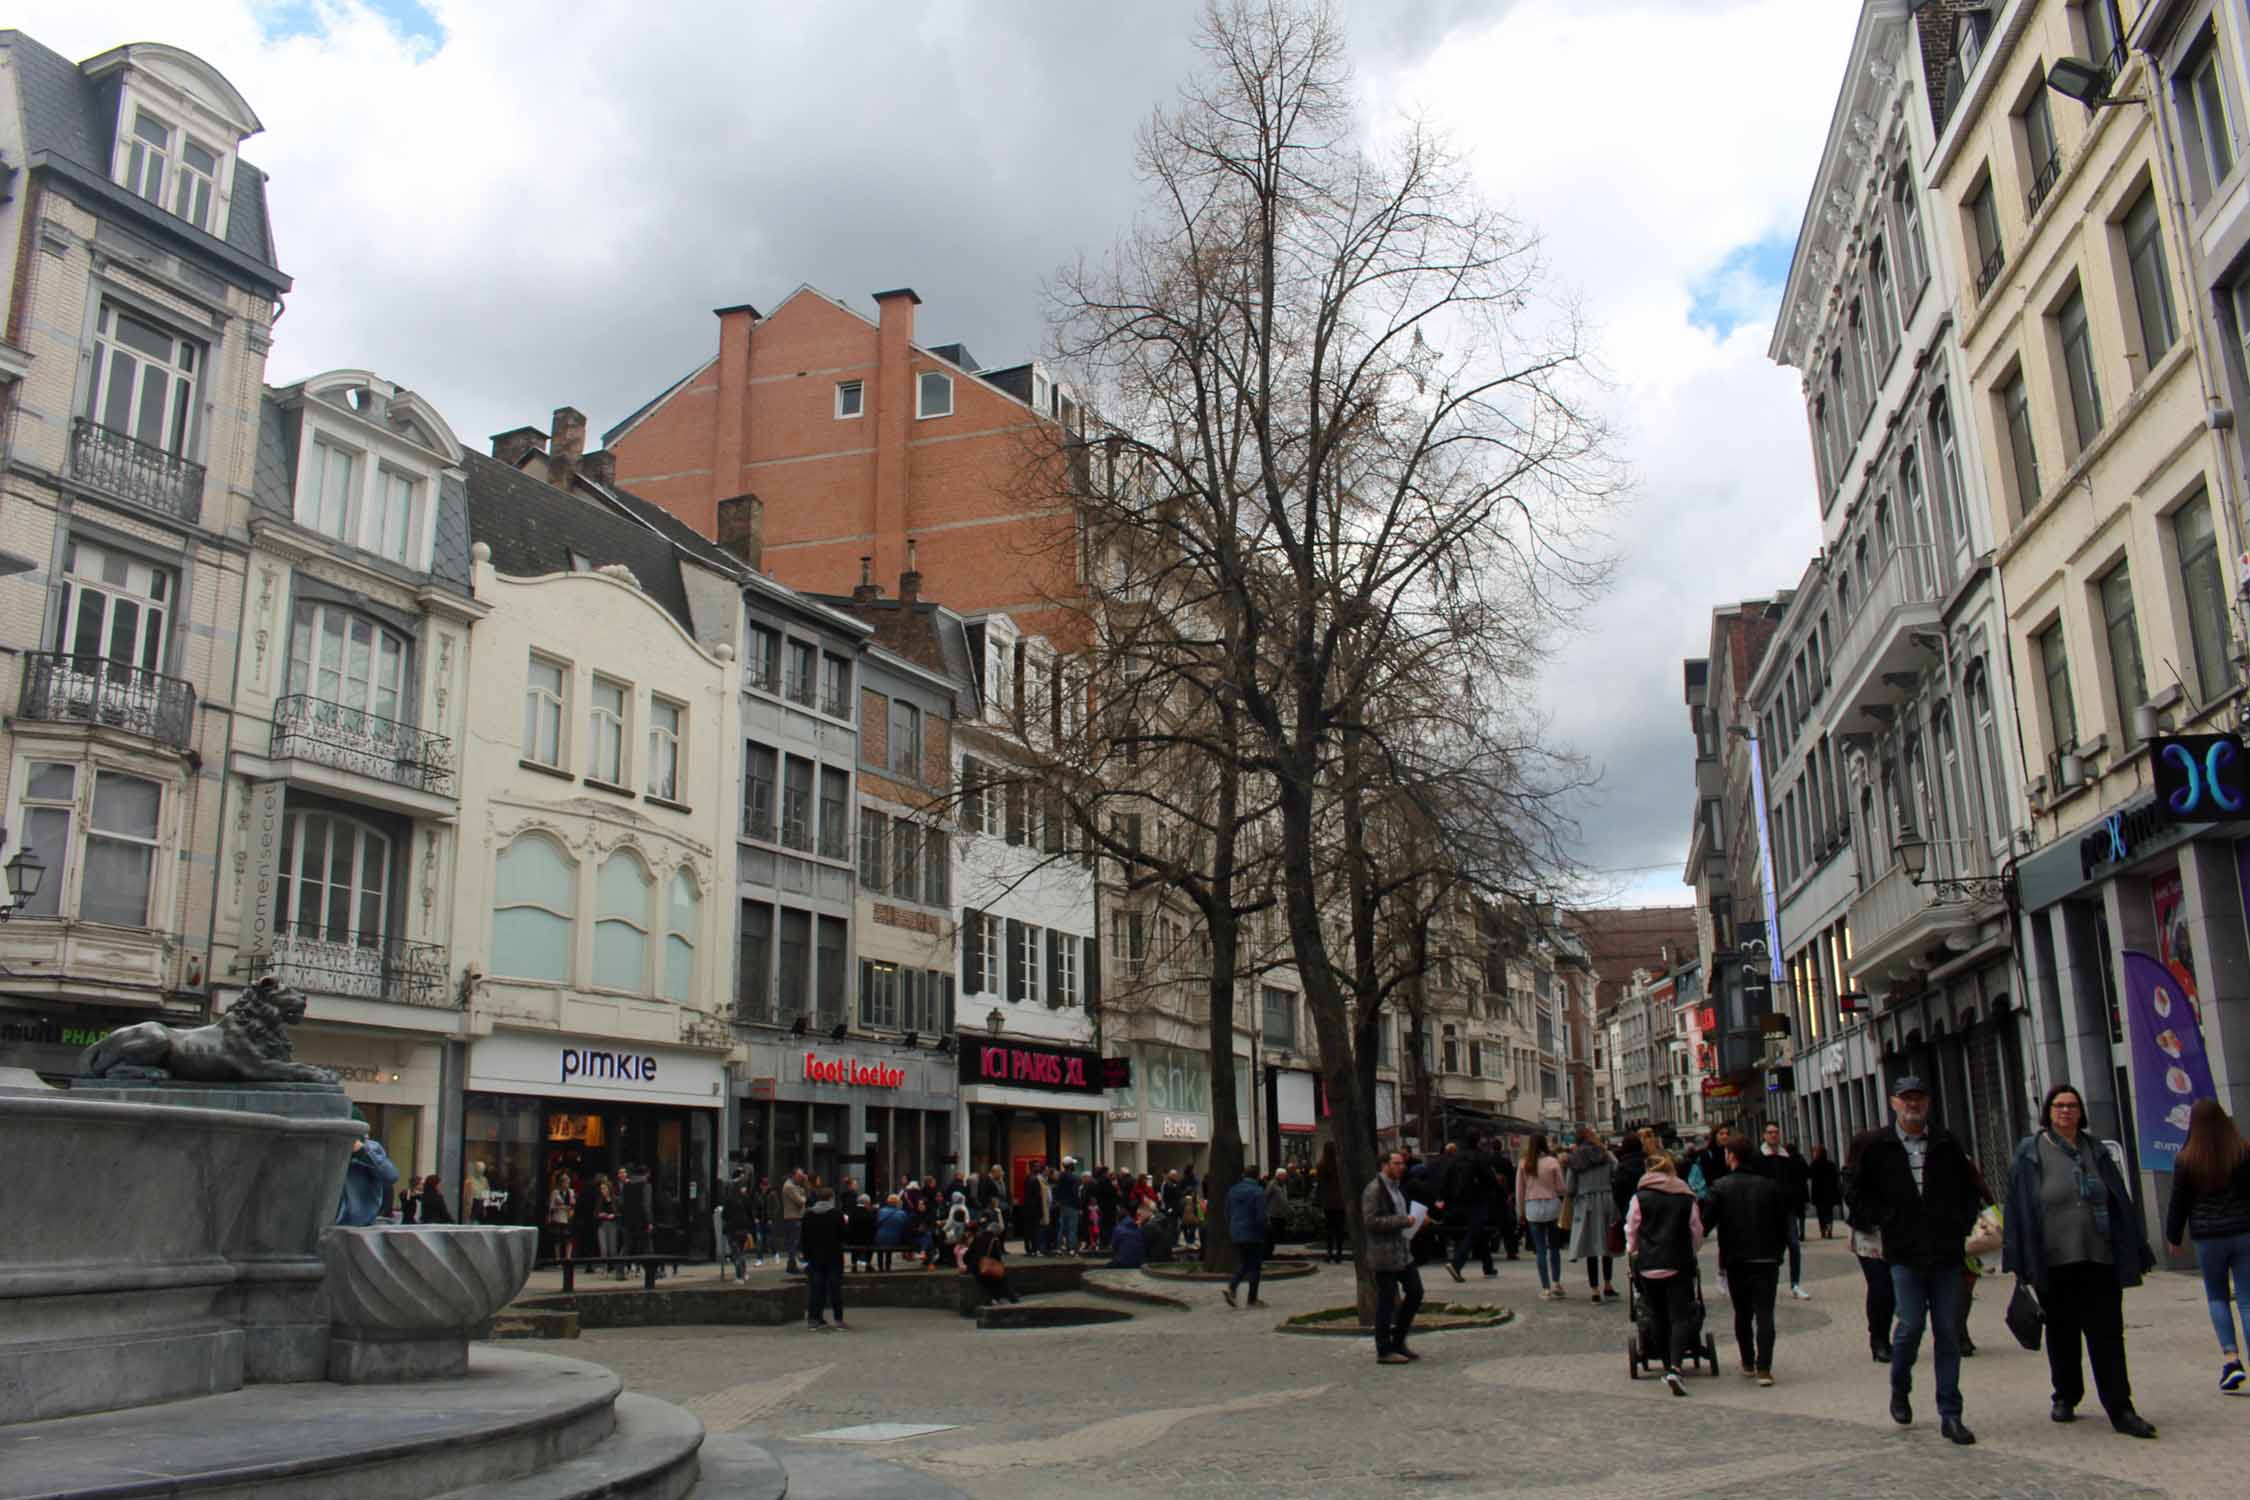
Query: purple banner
[{"left": 2120, "top": 950, "right": 2219, "bottom": 1173}]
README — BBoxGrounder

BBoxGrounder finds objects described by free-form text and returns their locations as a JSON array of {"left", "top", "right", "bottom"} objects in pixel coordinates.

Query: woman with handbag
[
  {"left": 1565, "top": 1127, "right": 1619, "bottom": 1302},
  {"left": 1517, "top": 1134, "right": 1567, "bottom": 1300},
  {"left": 965, "top": 1214, "right": 1020, "bottom": 1305},
  {"left": 2001, "top": 1084, "right": 2158, "bottom": 1439}
]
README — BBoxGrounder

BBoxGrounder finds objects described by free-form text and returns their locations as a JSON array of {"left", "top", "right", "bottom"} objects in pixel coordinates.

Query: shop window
[
  {"left": 663, "top": 870, "right": 699, "bottom": 1004},
  {"left": 494, "top": 833, "right": 575, "bottom": 982}
]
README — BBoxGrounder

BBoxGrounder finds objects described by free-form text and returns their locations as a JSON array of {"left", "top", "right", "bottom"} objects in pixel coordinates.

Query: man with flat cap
[{"left": 1848, "top": 1074, "right": 1983, "bottom": 1446}]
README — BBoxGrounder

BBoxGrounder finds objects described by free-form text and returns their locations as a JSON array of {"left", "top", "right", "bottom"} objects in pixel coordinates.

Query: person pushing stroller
[{"left": 1626, "top": 1152, "right": 1707, "bottom": 1396}]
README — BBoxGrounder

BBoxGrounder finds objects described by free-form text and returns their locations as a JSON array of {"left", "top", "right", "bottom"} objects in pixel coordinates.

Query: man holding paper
[{"left": 1364, "top": 1151, "right": 1427, "bottom": 1365}]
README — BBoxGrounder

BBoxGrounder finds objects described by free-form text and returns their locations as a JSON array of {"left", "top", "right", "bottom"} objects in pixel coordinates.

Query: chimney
[
  {"left": 716, "top": 493, "right": 765, "bottom": 569},
  {"left": 852, "top": 555, "right": 882, "bottom": 605},
  {"left": 545, "top": 406, "right": 587, "bottom": 489},
  {"left": 899, "top": 536, "right": 921, "bottom": 606},
  {"left": 711, "top": 303, "right": 759, "bottom": 542},
  {"left": 491, "top": 426, "right": 546, "bottom": 466},
  {"left": 579, "top": 448, "right": 617, "bottom": 488},
  {"left": 871, "top": 288, "right": 919, "bottom": 582}
]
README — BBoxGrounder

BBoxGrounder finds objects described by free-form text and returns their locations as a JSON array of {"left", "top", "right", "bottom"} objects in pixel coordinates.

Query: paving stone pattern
[{"left": 574, "top": 1241, "right": 2194, "bottom": 1500}]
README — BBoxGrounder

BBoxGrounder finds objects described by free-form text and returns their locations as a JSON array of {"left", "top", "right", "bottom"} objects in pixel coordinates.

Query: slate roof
[
  {"left": 576, "top": 474, "right": 746, "bottom": 580},
  {"left": 1, "top": 30, "right": 286, "bottom": 289},
  {"left": 463, "top": 451, "right": 698, "bottom": 633}
]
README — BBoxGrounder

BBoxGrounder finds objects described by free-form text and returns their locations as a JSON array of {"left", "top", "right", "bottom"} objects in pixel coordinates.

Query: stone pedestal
[
  {"left": 319, "top": 1225, "right": 537, "bottom": 1385},
  {"left": 0, "top": 1081, "right": 359, "bottom": 1423}
]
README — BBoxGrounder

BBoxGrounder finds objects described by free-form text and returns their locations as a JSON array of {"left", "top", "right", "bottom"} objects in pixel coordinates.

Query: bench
[{"left": 554, "top": 1256, "right": 684, "bottom": 1292}]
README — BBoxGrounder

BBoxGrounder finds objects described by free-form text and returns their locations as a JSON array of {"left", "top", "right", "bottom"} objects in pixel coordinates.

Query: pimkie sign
[{"left": 802, "top": 1052, "right": 906, "bottom": 1089}]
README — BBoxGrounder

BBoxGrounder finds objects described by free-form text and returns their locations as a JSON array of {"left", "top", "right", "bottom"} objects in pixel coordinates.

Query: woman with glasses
[{"left": 2001, "top": 1084, "right": 2157, "bottom": 1439}]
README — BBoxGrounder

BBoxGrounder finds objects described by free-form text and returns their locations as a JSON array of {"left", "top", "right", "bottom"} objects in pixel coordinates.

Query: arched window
[
  {"left": 277, "top": 811, "right": 390, "bottom": 945},
  {"left": 494, "top": 834, "right": 574, "bottom": 982},
  {"left": 288, "top": 602, "right": 411, "bottom": 722},
  {"left": 663, "top": 869, "right": 700, "bottom": 1004},
  {"left": 593, "top": 850, "right": 652, "bottom": 992}
]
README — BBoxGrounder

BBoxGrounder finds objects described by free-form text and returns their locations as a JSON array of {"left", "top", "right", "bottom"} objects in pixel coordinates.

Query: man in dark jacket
[
  {"left": 1440, "top": 1139, "right": 1500, "bottom": 1282},
  {"left": 1221, "top": 1166, "right": 1270, "bottom": 1308},
  {"left": 1612, "top": 1135, "right": 1648, "bottom": 1225},
  {"left": 798, "top": 1188, "right": 848, "bottom": 1330},
  {"left": 1756, "top": 1123, "right": 1813, "bottom": 1299},
  {"left": 1848, "top": 1076, "right": 1981, "bottom": 1444},
  {"left": 1710, "top": 1138, "right": 1791, "bottom": 1381}
]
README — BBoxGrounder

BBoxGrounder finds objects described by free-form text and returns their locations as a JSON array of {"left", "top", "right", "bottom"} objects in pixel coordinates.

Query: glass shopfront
[
  {"left": 462, "top": 1033, "right": 723, "bottom": 1260},
  {"left": 736, "top": 1040, "right": 959, "bottom": 1191}
]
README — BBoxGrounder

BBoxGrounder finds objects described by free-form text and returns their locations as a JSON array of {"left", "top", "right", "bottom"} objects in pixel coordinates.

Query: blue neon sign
[{"left": 2153, "top": 734, "right": 2250, "bottom": 821}]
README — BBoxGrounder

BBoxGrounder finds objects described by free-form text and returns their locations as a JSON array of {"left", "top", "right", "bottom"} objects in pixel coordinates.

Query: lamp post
[
  {"left": 1, "top": 842, "right": 46, "bottom": 919},
  {"left": 986, "top": 1007, "right": 1006, "bottom": 1038},
  {"left": 1893, "top": 824, "right": 2011, "bottom": 904}
]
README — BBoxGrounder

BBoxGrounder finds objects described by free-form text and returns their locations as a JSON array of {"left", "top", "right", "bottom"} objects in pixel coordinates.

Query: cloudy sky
[{"left": 33, "top": 0, "right": 1859, "bottom": 906}]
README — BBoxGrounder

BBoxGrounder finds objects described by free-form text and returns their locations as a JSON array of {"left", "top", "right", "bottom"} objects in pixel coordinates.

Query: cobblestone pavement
[{"left": 571, "top": 1236, "right": 2235, "bottom": 1498}]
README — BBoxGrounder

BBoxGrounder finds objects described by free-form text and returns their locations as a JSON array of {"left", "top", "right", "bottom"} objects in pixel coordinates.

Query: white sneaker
[
  {"left": 1791, "top": 1285, "right": 1812, "bottom": 1300},
  {"left": 1716, "top": 1273, "right": 1728, "bottom": 1295}
]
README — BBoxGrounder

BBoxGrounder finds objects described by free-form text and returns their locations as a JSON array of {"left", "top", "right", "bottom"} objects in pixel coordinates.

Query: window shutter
[
  {"left": 1046, "top": 927, "right": 1063, "bottom": 1008},
  {"left": 1043, "top": 789, "right": 1065, "bottom": 855},
  {"left": 859, "top": 958, "right": 874, "bottom": 1027},
  {"left": 962, "top": 907, "right": 983, "bottom": 994},
  {"left": 1006, "top": 917, "right": 1025, "bottom": 1002},
  {"left": 940, "top": 973, "right": 956, "bottom": 1032},
  {"left": 1006, "top": 780, "right": 1025, "bottom": 846},
  {"left": 901, "top": 967, "right": 920, "bottom": 1032},
  {"left": 958, "top": 758, "right": 977, "bottom": 829},
  {"left": 1084, "top": 934, "right": 1101, "bottom": 1013}
]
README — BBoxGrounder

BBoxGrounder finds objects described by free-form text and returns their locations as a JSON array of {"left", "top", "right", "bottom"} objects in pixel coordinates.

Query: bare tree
[{"left": 1050, "top": 0, "right": 1618, "bottom": 1310}]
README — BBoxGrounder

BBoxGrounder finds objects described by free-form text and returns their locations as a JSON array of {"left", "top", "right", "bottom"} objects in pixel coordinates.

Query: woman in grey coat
[{"left": 1565, "top": 1127, "right": 1619, "bottom": 1301}]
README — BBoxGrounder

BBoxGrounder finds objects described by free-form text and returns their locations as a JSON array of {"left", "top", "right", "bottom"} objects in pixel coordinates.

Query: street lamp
[
  {"left": 1892, "top": 823, "right": 2011, "bottom": 905},
  {"left": 986, "top": 1007, "right": 1006, "bottom": 1038},
  {"left": 2045, "top": 55, "right": 2142, "bottom": 110},
  {"left": 1, "top": 843, "right": 45, "bottom": 919}
]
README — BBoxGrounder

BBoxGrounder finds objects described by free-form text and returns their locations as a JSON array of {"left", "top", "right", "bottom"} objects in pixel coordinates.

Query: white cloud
[{"left": 18, "top": 0, "right": 1859, "bottom": 905}]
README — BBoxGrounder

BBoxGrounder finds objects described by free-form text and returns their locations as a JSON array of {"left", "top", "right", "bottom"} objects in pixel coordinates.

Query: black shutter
[
  {"left": 1045, "top": 927, "right": 1063, "bottom": 1007},
  {"left": 958, "top": 758, "right": 977, "bottom": 829},
  {"left": 1006, "top": 780, "right": 1025, "bottom": 846},
  {"left": 962, "top": 907, "right": 983, "bottom": 994},
  {"left": 940, "top": 973, "right": 956, "bottom": 1031},
  {"left": 1006, "top": 917, "right": 1025, "bottom": 1002},
  {"left": 1084, "top": 934, "right": 1100, "bottom": 1013},
  {"left": 1043, "top": 789, "right": 1065, "bottom": 855}
]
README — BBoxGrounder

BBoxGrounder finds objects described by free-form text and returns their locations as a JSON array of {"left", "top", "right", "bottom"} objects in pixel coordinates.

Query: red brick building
[
  {"left": 1565, "top": 906, "right": 1699, "bottom": 1017},
  {"left": 604, "top": 286, "right": 1081, "bottom": 634}
]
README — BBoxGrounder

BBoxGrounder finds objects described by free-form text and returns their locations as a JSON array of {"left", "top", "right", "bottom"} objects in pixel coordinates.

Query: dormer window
[
  {"left": 118, "top": 107, "right": 221, "bottom": 233},
  {"left": 297, "top": 428, "right": 430, "bottom": 568}
]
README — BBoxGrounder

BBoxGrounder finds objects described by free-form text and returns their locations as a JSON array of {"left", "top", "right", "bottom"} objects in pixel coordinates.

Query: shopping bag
[
  {"left": 2005, "top": 1279, "right": 2044, "bottom": 1351},
  {"left": 1963, "top": 1206, "right": 2002, "bottom": 1258}
]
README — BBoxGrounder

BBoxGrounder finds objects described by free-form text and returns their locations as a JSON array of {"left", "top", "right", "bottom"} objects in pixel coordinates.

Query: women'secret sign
[
  {"left": 802, "top": 1053, "right": 905, "bottom": 1088},
  {"left": 958, "top": 1038, "right": 1130, "bottom": 1096}
]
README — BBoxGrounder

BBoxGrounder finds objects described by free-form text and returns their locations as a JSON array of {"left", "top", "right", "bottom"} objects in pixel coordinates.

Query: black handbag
[{"left": 2005, "top": 1279, "right": 2044, "bottom": 1351}]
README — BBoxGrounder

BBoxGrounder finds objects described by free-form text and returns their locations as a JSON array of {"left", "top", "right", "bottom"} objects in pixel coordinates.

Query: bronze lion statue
[{"left": 79, "top": 976, "right": 338, "bottom": 1084}]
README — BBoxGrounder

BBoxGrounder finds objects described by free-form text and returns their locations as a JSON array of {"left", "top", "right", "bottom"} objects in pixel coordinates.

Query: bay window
[{"left": 298, "top": 432, "right": 427, "bottom": 566}]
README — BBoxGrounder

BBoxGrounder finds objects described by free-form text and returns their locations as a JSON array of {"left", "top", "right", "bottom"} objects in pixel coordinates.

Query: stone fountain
[{"left": 0, "top": 980, "right": 787, "bottom": 1500}]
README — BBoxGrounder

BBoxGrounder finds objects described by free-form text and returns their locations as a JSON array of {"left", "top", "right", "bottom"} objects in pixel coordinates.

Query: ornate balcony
[
  {"left": 17, "top": 653, "right": 195, "bottom": 750},
  {"left": 70, "top": 419, "right": 205, "bottom": 524},
  {"left": 257, "top": 927, "right": 454, "bottom": 1009},
  {"left": 270, "top": 694, "right": 454, "bottom": 797}
]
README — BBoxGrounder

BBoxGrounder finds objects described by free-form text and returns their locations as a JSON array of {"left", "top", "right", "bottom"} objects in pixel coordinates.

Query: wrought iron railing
[
  {"left": 2026, "top": 150, "right": 2063, "bottom": 218},
  {"left": 70, "top": 419, "right": 206, "bottom": 524},
  {"left": 822, "top": 689, "right": 852, "bottom": 719},
  {"left": 1976, "top": 243, "right": 2007, "bottom": 299},
  {"left": 254, "top": 926, "right": 454, "bottom": 1008},
  {"left": 269, "top": 694, "right": 454, "bottom": 795},
  {"left": 17, "top": 652, "right": 196, "bottom": 749}
]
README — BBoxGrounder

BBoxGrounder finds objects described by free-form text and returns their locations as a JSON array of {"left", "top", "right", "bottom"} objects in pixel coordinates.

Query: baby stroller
[{"left": 1624, "top": 1260, "right": 1720, "bottom": 1380}]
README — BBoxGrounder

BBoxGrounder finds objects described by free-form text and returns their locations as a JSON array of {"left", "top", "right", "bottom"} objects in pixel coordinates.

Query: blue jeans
[
  {"left": 1229, "top": 1244, "right": 1266, "bottom": 1298},
  {"left": 1057, "top": 1206, "right": 1080, "bottom": 1253},
  {"left": 1785, "top": 1212, "right": 1803, "bottom": 1286},
  {"left": 2195, "top": 1231, "right": 2250, "bottom": 1355},
  {"left": 1891, "top": 1261, "right": 1966, "bottom": 1419},
  {"left": 1525, "top": 1220, "right": 1563, "bottom": 1288}
]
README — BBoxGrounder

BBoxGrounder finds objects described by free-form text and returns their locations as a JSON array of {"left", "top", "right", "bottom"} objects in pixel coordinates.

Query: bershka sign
[
  {"left": 802, "top": 1052, "right": 905, "bottom": 1089},
  {"left": 561, "top": 1047, "right": 658, "bottom": 1084},
  {"left": 957, "top": 1038, "right": 1129, "bottom": 1096}
]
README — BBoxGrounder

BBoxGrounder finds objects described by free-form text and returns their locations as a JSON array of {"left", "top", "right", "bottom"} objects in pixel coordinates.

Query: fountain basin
[{"left": 319, "top": 1225, "right": 536, "bottom": 1383}]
